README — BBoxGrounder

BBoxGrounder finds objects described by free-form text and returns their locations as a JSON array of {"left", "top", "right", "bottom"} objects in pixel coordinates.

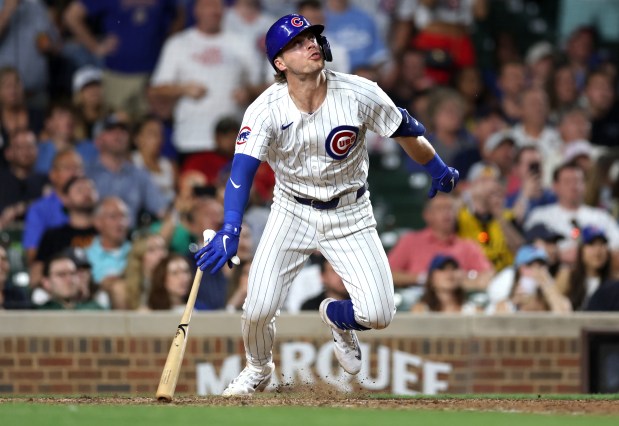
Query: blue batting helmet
[{"left": 265, "top": 14, "right": 332, "bottom": 70}]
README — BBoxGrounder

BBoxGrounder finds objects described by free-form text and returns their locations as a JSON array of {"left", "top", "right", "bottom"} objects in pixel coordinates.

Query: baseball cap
[
  {"left": 515, "top": 245, "right": 548, "bottom": 267},
  {"left": 72, "top": 66, "right": 102, "bottom": 94},
  {"left": 466, "top": 162, "right": 501, "bottom": 182},
  {"left": 563, "top": 140, "right": 593, "bottom": 163},
  {"left": 525, "top": 41, "right": 554, "bottom": 66},
  {"left": 484, "top": 130, "right": 516, "bottom": 155},
  {"left": 581, "top": 226, "right": 608, "bottom": 244},
  {"left": 102, "top": 113, "right": 129, "bottom": 131},
  {"left": 428, "top": 254, "right": 459, "bottom": 272},
  {"left": 61, "top": 247, "right": 92, "bottom": 269},
  {"left": 525, "top": 224, "right": 564, "bottom": 244}
]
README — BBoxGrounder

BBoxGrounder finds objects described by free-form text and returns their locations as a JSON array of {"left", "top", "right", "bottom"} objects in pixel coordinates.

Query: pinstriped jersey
[{"left": 234, "top": 70, "right": 402, "bottom": 201}]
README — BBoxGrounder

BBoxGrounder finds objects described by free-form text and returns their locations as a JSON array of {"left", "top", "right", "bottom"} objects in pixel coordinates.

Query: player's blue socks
[{"left": 326, "top": 299, "right": 370, "bottom": 331}]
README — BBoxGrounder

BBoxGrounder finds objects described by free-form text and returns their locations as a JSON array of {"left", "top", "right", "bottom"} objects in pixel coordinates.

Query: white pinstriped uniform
[{"left": 234, "top": 69, "right": 401, "bottom": 367}]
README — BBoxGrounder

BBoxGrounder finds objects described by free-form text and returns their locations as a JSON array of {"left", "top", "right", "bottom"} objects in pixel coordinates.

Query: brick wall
[{"left": 0, "top": 312, "right": 616, "bottom": 395}]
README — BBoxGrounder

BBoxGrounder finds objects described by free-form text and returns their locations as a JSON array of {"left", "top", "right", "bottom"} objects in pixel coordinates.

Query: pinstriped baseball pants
[{"left": 241, "top": 191, "right": 395, "bottom": 367}]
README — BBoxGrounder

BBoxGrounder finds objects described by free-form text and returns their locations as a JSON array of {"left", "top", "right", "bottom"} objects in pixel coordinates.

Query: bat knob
[{"left": 202, "top": 229, "right": 216, "bottom": 244}]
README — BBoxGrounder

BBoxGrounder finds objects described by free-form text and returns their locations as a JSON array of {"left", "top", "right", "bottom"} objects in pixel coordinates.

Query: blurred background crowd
[{"left": 1, "top": 0, "right": 619, "bottom": 314}]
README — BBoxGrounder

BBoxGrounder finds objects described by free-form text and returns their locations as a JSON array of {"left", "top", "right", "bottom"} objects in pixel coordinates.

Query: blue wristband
[
  {"left": 223, "top": 211, "right": 243, "bottom": 228},
  {"left": 423, "top": 154, "right": 447, "bottom": 179},
  {"left": 222, "top": 222, "right": 241, "bottom": 236}
]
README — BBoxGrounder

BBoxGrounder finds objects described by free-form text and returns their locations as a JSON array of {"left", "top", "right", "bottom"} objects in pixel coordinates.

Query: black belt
[{"left": 294, "top": 186, "right": 366, "bottom": 210}]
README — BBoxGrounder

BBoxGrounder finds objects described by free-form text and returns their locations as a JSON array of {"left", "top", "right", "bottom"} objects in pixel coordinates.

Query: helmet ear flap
[{"left": 318, "top": 35, "right": 333, "bottom": 62}]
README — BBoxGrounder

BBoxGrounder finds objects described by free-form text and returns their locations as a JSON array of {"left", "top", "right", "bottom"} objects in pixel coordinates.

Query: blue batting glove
[
  {"left": 194, "top": 223, "right": 241, "bottom": 274},
  {"left": 428, "top": 166, "right": 459, "bottom": 198},
  {"left": 423, "top": 154, "right": 460, "bottom": 198}
]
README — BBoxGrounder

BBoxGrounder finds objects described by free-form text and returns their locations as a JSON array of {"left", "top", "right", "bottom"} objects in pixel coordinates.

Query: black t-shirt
[
  {"left": 586, "top": 281, "right": 619, "bottom": 312},
  {"left": 35, "top": 224, "right": 97, "bottom": 263},
  {"left": 301, "top": 292, "right": 329, "bottom": 311},
  {"left": 0, "top": 167, "right": 48, "bottom": 213},
  {"left": 591, "top": 102, "right": 619, "bottom": 147},
  {"left": 2, "top": 281, "right": 33, "bottom": 309}
]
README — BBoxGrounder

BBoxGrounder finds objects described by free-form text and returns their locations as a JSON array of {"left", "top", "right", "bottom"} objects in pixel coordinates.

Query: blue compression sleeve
[{"left": 223, "top": 154, "right": 261, "bottom": 227}]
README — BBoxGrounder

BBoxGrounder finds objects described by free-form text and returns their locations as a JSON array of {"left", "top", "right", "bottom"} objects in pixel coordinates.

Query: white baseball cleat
[
  {"left": 222, "top": 362, "right": 274, "bottom": 397},
  {"left": 319, "top": 298, "right": 362, "bottom": 375}
]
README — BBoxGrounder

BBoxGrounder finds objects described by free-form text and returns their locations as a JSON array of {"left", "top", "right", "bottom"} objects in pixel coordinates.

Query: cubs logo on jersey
[
  {"left": 236, "top": 126, "right": 251, "bottom": 145},
  {"left": 325, "top": 126, "right": 359, "bottom": 160}
]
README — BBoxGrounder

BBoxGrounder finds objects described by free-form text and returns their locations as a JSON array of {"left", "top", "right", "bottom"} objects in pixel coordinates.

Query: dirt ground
[{"left": 3, "top": 393, "right": 618, "bottom": 415}]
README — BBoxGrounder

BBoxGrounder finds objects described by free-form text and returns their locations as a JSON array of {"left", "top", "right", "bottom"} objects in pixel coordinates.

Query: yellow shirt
[{"left": 457, "top": 207, "right": 514, "bottom": 271}]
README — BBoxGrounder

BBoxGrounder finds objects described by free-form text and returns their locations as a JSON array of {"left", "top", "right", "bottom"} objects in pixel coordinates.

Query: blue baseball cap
[
  {"left": 581, "top": 226, "right": 608, "bottom": 244},
  {"left": 525, "top": 224, "right": 563, "bottom": 244},
  {"left": 515, "top": 245, "right": 548, "bottom": 267},
  {"left": 265, "top": 14, "right": 324, "bottom": 68},
  {"left": 428, "top": 254, "right": 459, "bottom": 272}
]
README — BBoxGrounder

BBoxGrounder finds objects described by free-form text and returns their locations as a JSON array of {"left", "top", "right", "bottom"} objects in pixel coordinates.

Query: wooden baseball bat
[
  {"left": 155, "top": 230, "right": 241, "bottom": 402},
  {"left": 156, "top": 230, "right": 214, "bottom": 402},
  {"left": 155, "top": 264, "right": 204, "bottom": 402}
]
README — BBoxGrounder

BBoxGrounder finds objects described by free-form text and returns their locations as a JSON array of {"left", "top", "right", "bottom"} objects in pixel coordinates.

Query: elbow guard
[{"left": 390, "top": 107, "right": 426, "bottom": 138}]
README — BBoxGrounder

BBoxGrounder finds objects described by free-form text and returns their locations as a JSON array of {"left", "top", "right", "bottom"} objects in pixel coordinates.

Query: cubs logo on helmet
[
  {"left": 290, "top": 16, "right": 304, "bottom": 27},
  {"left": 325, "top": 126, "right": 359, "bottom": 160},
  {"left": 236, "top": 126, "right": 251, "bottom": 145}
]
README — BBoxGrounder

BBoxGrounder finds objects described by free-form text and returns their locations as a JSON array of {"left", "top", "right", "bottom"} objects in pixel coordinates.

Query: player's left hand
[
  {"left": 195, "top": 224, "right": 241, "bottom": 274},
  {"left": 428, "top": 166, "right": 459, "bottom": 198}
]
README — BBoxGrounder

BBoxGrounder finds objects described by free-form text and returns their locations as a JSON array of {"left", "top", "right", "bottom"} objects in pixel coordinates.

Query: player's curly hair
[{"left": 274, "top": 69, "right": 287, "bottom": 84}]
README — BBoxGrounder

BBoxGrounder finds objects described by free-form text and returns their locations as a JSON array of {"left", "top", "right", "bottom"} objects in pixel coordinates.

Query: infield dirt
[{"left": 2, "top": 394, "right": 618, "bottom": 415}]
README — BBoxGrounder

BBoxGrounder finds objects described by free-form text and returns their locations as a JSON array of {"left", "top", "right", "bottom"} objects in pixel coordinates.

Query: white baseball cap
[
  {"left": 563, "top": 140, "right": 593, "bottom": 163},
  {"left": 483, "top": 130, "right": 516, "bottom": 155},
  {"left": 525, "top": 41, "right": 554, "bottom": 66},
  {"left": 466, "top": 162, "right": 501, "bottom": 181},
  {"left": 72, "top": 65, "right": 102, "bottom": 94}
]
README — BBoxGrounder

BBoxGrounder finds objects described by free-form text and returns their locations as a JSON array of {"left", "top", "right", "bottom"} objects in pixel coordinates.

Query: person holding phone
[
  {"left": 506, "top": 145, "right": 557, "bottom": 225},
  {"left": 486, "top": 245, "right": 571, "bottom": 313}
]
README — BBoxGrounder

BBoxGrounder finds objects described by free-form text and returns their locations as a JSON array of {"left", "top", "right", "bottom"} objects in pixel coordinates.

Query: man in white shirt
[
  {"left": 150, "top": 0, "right": 260, "bottom": 154},
  {"left": 525, "top": 162, "right": 619, "bottom": 264}
]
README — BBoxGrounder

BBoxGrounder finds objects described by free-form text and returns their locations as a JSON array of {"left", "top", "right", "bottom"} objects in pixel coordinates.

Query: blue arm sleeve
[{"left": 223, "top": 154, "right": 261, "bottom": 227}]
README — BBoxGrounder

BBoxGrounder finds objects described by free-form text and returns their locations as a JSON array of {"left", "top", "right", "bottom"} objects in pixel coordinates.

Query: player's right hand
[{"left": 195, "top": 223, "right": 241, "bottom": 274}]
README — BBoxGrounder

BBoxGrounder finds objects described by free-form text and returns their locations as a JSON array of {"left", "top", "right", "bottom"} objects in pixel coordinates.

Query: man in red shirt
[{"left": 388, "top": 193, "right": 494, "bottom": 291}]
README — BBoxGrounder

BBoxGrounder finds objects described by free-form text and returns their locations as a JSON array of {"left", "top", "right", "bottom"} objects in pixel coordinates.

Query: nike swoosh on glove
[
  {"left": 428, "top": 167, "right": 459, "bottom": 198},
  {"left": 195, "top": 223, "right": 241, "bottom": 274}
]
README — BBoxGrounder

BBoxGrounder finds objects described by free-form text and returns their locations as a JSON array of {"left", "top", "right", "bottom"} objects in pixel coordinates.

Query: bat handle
[{"left": 204, "top": 229, "right": 241, "bottom": 267}]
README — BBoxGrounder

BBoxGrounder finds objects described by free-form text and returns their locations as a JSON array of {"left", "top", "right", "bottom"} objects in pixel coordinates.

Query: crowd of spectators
[{"left": 1, "top": 0, "right": 619, "bottom": 313}]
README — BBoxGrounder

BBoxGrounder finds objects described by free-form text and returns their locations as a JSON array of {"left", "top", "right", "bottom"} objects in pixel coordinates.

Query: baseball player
[{"left": 195, "top": 14, "right": 459, "bottom": 396}]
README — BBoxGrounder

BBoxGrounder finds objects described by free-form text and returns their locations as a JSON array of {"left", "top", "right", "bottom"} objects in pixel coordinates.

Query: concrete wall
[{"left": 1, "top": 312, "right": 618, "bottom": 395}]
